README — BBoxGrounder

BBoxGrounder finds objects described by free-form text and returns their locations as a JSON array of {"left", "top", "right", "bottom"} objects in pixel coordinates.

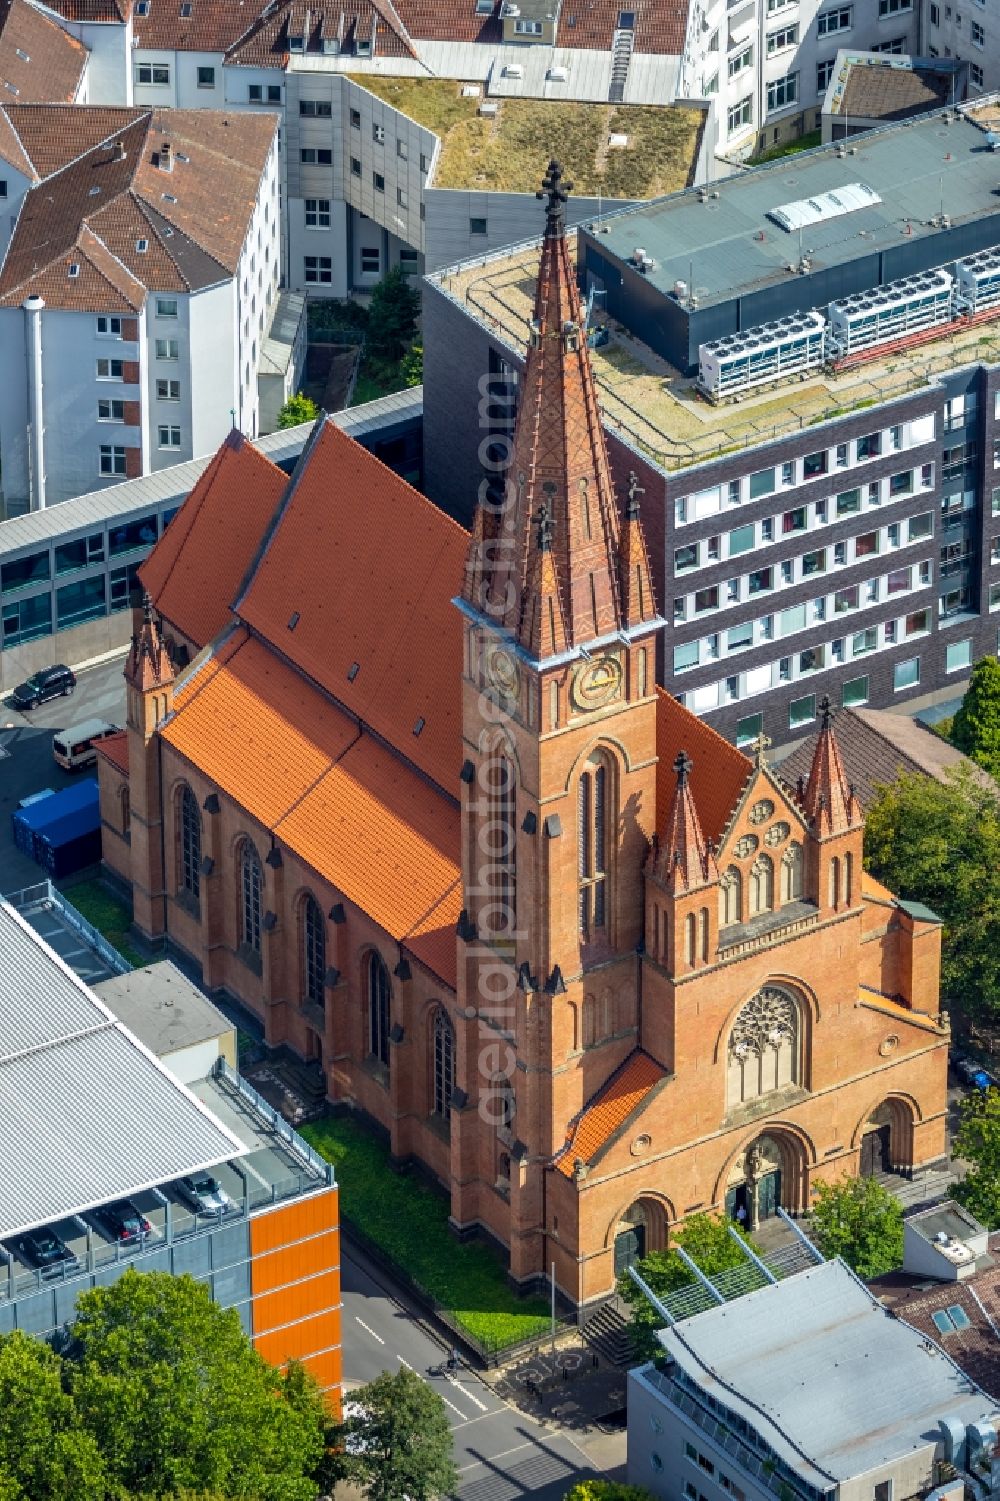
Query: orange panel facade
[{"left": 249, "top": 1187, "right": 342, "bottom": 1400}]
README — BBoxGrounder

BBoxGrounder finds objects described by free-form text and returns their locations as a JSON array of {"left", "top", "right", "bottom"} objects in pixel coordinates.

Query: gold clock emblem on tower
[
  {"left": 486, "top": 646, "right": 520, "bottom": 700},
  {"left": 571, "top": 654, "right": 623, "bottom": 712}
]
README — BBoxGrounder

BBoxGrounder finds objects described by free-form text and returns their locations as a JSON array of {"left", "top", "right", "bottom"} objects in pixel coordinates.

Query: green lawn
[
  {"left": 301, "top": 1115, "right": 551, "bottom": 1353},
  {"left": 751, "top": 128, "right": 822, "bottom": 164},
  {"left": 58, "top": 877, "right": 146, "bottom": 969}
]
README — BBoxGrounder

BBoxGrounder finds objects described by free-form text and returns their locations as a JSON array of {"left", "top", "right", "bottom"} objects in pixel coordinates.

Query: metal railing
[
  {"left": 6, "top": 879, "right": 130, "bottom": 976},
  {"left": 212, "top": 1057, "right": 334, "bottom": 1185}
]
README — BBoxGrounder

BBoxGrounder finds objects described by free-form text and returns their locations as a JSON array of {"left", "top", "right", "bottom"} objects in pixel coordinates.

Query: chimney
[
  {"left": 160, "top": 142, "right": 172, "bottom": 171},
  {"left": 113, "top": 139, "right": 126, "bottom": 162}
]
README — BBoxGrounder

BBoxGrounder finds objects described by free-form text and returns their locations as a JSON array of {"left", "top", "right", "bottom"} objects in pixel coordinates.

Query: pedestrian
[
  {"left": 447, "top": 1347, "right": 459, "bottom": 1372},
  {"left": 735, "top": 1202, "right": 748, "bottom": 1228}
]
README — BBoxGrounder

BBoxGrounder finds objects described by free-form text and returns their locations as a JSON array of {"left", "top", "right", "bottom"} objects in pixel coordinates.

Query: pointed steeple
[
  {"left": 654, "top": 751, "right": 716, "bottom": 891},
  {"left": 801, "top": 696, "right": 860, "bottom": 837},
  {"left": 463, "top": 159, "right": 654, "bottom": 657},
  {"left": 124, "top": 590, "right": 174, "bottom": 693},
  {"left": 620, "top": 471, "right": 656, "bottom": 631}
]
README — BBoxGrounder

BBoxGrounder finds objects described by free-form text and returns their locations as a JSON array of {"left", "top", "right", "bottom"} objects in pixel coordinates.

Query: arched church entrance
[
  {"left": 859, "top": 1098, "right": 914, "bottom": 1177},
  {"left": 724, "top": 1131, "right": 808, "bottom": 1229},
  {"left": 612, "top": 1197, "right": 668, "bottom": 1276}
]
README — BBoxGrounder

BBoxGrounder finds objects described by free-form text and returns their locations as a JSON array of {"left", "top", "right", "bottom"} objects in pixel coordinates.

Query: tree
[
  {"left": 401, "top": 342, "right": 423, "bottom": 387},
  {"left": 68, "top": 1269, "right": 328, "bottom": 1501},
  {"left": 810, "top": 1174, "right": 903, "bottom": 1278},
  {"left": 0, "top": 1333, "right": 107, "bottom": 1501},
  {"left": 367, "top": 268, "right": 420, "bottom": 363},
  {"left": 277, "top": 392, "right": 319, "bottom": 429},
  {"left": 338, "top": 1367, "right": 457, "bottom": 1501},
  {"left": 618, "top": 1213, "right": 752, "bottom": 1360},
  {"left": 953, "top": 1086, "right": 1000, "bottom": 1228},
  {"left": 564, "top": 1485, "right": 656, "bottom": 1501},
  {"left": 864, "top": 766, "right": 1000, "bottom": 1021},
  {"left": 951, "top": 656, "right": 1000, "bottom": 781}
]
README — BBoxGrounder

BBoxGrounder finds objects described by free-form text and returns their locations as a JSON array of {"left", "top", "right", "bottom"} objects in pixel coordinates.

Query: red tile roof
[
  {"left": 236, "top": 419, "right": 468, "bottom": 796},
  {"left": 554, "top": 1050, "right": 666, "bottom": 1175},
  {"left": 0, "top": 0, "right": 87, "bottom": 106},
  {"left": 655, "top": 687, "right": 752, "bottom": 847},
  {"left": 140, "top": 430, "right": 288, "bottom": 650},
  {"left": 226, "top": 0, "right": 415, "bottom": 65},
  {"left": 95, "top": 729, "right": 129, "bottom": 775},
  {"left": 556, "top": 0, "right": 686, "bottom": 51},
  {"left": 162, "top": 628, "right": 461, "bottom": 987},
  {"left": 872, "top": 1241, "right": 1000, "bottom": 1399},
  {"left": 36, "top": 0, "right": 130, "bottom": 24},
  {"left": 0, "top": 106, "right": 277, "bottom": 308}
]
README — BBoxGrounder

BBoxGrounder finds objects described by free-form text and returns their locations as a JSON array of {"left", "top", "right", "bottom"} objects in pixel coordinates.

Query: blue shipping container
[
  {"left": 40, "top": 826, "right": 102, "bottom": 880},
  {"left": 10, "top": 779, "right": 98, "bottom": 859}
]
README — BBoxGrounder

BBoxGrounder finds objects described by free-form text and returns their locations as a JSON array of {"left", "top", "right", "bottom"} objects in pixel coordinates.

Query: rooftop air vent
[
  {"left": 503, "top": 62, "right": 523, "bottom": 77},
  {"left": 547, "top": 65, "right": 568, "bottom": 80},
  {"left": 15, "top": 47, "right": 28, "bottom": 60},
  {"left": 162, "top": 192, "right": 177, "bottom": 203},
  {"left": 88, "top": 185, "right": 101, "bottom": 196},
  {"left": 412, "top": 716, "right": 425, "bottom": 736},
  {"left": 479, "top": 100, "right": 499, "bottom": 115},
  {"left": 347, "top": 661, "right": 360, "bottom": 681},
  {"left": 608, "top": 131, "right": 628, "bottom": 147},
  {"left": 287, "top": 610, "right": 300, "bottom": 631}
]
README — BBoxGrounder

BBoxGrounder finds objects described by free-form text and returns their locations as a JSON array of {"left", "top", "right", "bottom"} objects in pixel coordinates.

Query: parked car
[
  {"left": 7, "top": 1226, "right": 78, "bottom": 1275},
  {"left": 951, "top": 1054, "right": 995, "bottom": 1090},
  {"left": 174, "top": 1173, "right": 231, "bottom": 1216},
  {"left": 89, "top": 1200, "right": 154, "bottom": 1244},
  {"left": 52, "top": 719, "right": 121, "bottom": 771},
  {"left": 9, "top": 664, "right": 76, "bottom": 709}
]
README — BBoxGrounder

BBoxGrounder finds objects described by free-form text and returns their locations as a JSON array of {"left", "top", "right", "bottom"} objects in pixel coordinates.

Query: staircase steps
[
  {"left": 582, "top": 1300, "right": 637, "bottom": 1367},
  {"left": 608, "top": 27, "right": 634, "bottom": 102}
]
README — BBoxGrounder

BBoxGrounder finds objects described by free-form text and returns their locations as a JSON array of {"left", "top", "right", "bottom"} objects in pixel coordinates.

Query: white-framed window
[
  {"left": 96, "top": 358, "right": 124, "bottom": 380},
  {"left": 767, "top": 72, "right": 798, "bottom": 110},
  {"left": 305, "top": 197, "right": 331, "bottom": 228},
  {"left": 96, "top": 315, "right": 122, "bottom": 337},
  {"left": 373, "top": 122, "right": 385, "bottom": 143},
  {"left": 946, "top": 640, "right": 972, "bottom": 673},
  {"left": 971, "top": 19, "right": 985, "bottom": 42},
  {"left": 513, "top": 16, "right": 543, "bottom": 30},
  {"left": 156, "top": 378, "right": 180, "bottom": 400},
  {"left": 729, "top": 44, "right": 752, "bottom": 76},
  {"left": 98, "top": 398, "right": 125, "bottom": 422},
  {"left": 99, "top": 444, "right": 127, "bottom": 475},
  {"left": 728, "top": 95, "right": 753, "bottom": 131},
  {"left": 158, "top": 424, "right": 182, "bottom": 448},
  {"left": 878, "top": 0, "right": 911, "bottom": 15},
  {"left": 360, "top": 247, "right": 380, "bottom": 274},
  {"left": 155, "top": 297, "right": 178, "bottom": 317},
  {"left": 971, "top": 62, "right": 984, "bottom": 85},
  {"left": 304, "top": 255, "right": 332, "bottom": 284},
  {"left": 818, "top": 4, "right": 851, "bottom": 29},
  {"left": 136, "top": 63, "right": 169, "bottom": 84},
  {"left": 155, "top": 338, "right": 179, "bottom": 360},
  {"left": 197, "top": 65, "right": 215, "bottom": 86},
  {"left": 767, "top": 22, "right": 798, "bottom": 50},
  {"left": 817, "top": 58, "right": 835, "bottom": 90},
  {"left": 894, "top": 657, "right": 920, "bottom": 690}
]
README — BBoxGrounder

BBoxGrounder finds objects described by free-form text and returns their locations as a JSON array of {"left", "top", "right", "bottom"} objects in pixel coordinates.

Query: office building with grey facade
[{"left": 423, "top": 101, "right": 1000, "bottom": 747}]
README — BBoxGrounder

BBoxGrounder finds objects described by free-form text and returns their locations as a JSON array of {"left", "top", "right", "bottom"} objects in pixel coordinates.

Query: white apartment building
[
  {"left": 0, "top": 105, "right": 279, "bottom": 511},
  {"left": 924, "top": 0, "right": 996, "bottom": 91}
]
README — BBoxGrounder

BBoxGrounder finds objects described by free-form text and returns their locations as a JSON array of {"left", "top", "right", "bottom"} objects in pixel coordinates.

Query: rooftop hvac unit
[
  {"left": 503, "top": 62, "right": 523, "bottom": 76},
  {"left": 461, "top": 83, "right": 480, "bottom": 95},
  {"left": 547, "top": 65, "right": 568, "bottom": 80},
  {"left": 479, "top": 100, "right": 499, "bottom": 115}
]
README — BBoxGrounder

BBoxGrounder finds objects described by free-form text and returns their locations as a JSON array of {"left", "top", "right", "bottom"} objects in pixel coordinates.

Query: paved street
[
  {"left": 0, "top": 654, "right": 128, "bottom": 892},
  {"left": 341, "top": 1244, "right": 607, "bottom": 1501}
]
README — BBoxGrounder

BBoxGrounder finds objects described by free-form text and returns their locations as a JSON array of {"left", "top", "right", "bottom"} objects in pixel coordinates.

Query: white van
[{"left": 53, "top": 719, "right": 121, "bottom": 771}]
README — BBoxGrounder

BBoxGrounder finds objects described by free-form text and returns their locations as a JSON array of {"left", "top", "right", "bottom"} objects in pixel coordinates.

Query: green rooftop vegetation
[{"left": 348, "top": 76, "right": 703, "bottom": 198}]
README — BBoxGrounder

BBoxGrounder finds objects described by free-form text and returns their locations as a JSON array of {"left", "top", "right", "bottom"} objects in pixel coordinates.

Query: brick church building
[{"left": 99, "top": 165, "right": 949, "bottom": 1308}]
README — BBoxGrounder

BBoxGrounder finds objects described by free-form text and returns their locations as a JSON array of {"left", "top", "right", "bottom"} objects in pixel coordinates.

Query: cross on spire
[
  {"left": 751, "top": 730, "right": 771, "bottom": 768},
  {"left": 673, "top": 749, "right": 693, "bottom": 784},
  {"left": 819, "top": 694, "right": 834, "bottom": 728},
  {"left": 537, "top": 158, "right": 573, "bottom": 236},
  {"left": 626, "top": 470, "right": 645, "bottom": 520}
]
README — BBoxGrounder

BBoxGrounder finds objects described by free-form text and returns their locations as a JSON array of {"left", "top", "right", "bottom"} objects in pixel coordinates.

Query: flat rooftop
[
  {"left": 94, "top": 961, "right": 233, "bottom": 1057},
  {"left": 435, "top": 233, "right": 1000, "bottom": 470},
  {"left": 585, "top": 105, "right": 1000, "bottom": 309},
  {"left": 350, "top": 76, "right": 703, "bottom": 197},
  {"left": 658, "top": 1258, "right": 996, "bottom": 1490}
]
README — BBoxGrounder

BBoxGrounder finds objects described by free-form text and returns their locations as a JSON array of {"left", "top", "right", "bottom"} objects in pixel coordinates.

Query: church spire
[
  {"left": 655, "top": 751, "right": 716, "bottom": 891},
  {"left": 463, "top": 159, "right": 651, "bottom": 658},
  {"left": 124, "top": 590, "right": 174, "bottom": 694},
  {"left": 801, "top": 696, "right": 860, "bottom": 837}
]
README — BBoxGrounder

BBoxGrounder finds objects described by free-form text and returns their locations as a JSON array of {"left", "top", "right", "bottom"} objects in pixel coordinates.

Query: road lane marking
[
  {"left": 354, "top": 1317, "right": 385, "bottom": 1345},
  {"left": 457, "top": 1441, "right": 533, "bottom": 1472},
  {"left": 445, "top": 1372, "right": 489, "bottom": 1412},
  {"left": 397, "top": 1356, "right": 412, "bottom": 1368},
  {"left": 438, "top": 1392, "right": 467, "bottom": 1421}
]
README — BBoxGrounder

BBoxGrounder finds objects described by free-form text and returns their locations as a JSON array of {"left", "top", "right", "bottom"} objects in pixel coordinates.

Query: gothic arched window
[
  {"left": 432, "top": 1007, "right": 454, "bottom": 1120},
  {"left": 720, "top": 866, "right": 741, "bottom": 927},
  {"left": 749, "top": 854, "right": 774, "bottom": 916},
  {"left": 781, "top": 842, "right": 803, "bottom": 903},
  {"left": 727, "top": 986, "right": 801, "bottom": 1108},
  {"left": 238, "top": 838, "right": 261, "bottom": 953},
  {"left": 579, "top": 755, "right": 611, "bottom": 939},
  {"left": 302, "top": 894, "right": 325, "bottom": 1007},
  {"left": 180, "top": 785, "right": 201, "bottom": 900},
  {"left": 368, "top": 951, "right": 391, "bottom": 1068}
]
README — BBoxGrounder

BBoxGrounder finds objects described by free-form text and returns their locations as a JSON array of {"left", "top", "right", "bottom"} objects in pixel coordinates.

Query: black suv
[
  {"left": 7, "top": 1226, "right": 78, "bottom": 1276},
  {"left": 10, "top": 664, "right": 76, "bottom": 710}
]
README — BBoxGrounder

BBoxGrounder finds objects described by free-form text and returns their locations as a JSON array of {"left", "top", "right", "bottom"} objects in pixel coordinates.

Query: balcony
[{"left": 718, "top": 899, "right": 820, "bottom": 960}]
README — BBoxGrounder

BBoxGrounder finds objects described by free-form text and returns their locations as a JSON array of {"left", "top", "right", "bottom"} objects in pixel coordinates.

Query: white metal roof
[
  {"left": 657, "top": 1258, "right": 996, "bottom": 1489},
  {"left": 0, "top": 901, "right": 245, "bottom": 1240}
]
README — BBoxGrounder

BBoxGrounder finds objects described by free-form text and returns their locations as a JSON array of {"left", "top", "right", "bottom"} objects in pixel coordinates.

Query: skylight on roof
[
  {"left": 136, "top": 1, "right": 150, "bottom": 13},
  {"left": 768, "top": 181, "right": 881, "bottom": 233},
  {"left": 136, "top": 237, "right": 149, "bottom": 252},
  {"left": 4, "top": 82, "right": 18, "bottom": 95},
  {"left": 68, "top": 263, "right": 80, "bottom": 278},
  {"left": 15, "top": 47, "right": 29, "bottom": 60},
  {"left": 162, "top": 193, "right": 177, "bottom": 203},
  {"left": 931, "top": 1306, "right": 972, "bottom": 1335}
]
